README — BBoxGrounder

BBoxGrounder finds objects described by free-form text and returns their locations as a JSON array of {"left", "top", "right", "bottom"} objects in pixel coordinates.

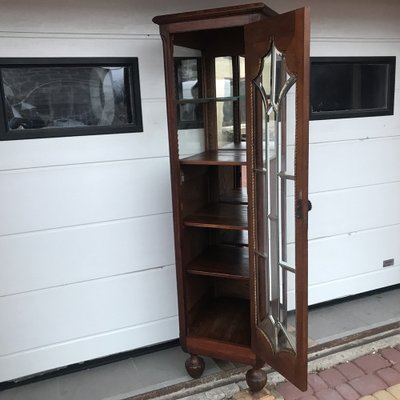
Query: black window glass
[
  {"left": 310, "top": 57, "right": 395, "bottom": 120},
  {"left": 0, "top": 58, "right": 142, "bottom": 140}
]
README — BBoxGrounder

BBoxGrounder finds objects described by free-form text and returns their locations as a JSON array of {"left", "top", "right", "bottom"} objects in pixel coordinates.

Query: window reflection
[
  {"left": 174, "top": 57, "right": 203, "bottom": 130},
  {"left": 3, "top": 65, "right": 136, "bottom": 131}
]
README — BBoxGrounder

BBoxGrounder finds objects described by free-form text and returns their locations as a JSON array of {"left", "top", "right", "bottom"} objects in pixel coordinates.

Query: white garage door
[{"left": 0, "top": 29, "right": 178, "bottom": 382}]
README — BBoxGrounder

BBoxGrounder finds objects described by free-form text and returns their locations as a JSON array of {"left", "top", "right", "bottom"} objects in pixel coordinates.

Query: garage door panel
[
  {"left": 308, "top": 223, "right": 400, "bottom": 286},
  {"left": 0, "top": 100, "right": 168, "bottom": 171},
  {"left": 0, "top": 36, "right": 166, "bottom": 100},
  {"left": 0, "top": 157, "right": 171, "bottom": 236},
  {"left": 0, "top": 213, "right": 174, "bottom": 296},
  {"left": 0, "top": 265, "right": 177, "bottom": 355},
  {"left": 309, "top": 137, "right": 400, "bottom": 194},
  {"left": 308, "top": 267, "right": 400, "bottom": 306},
  {"left": 0, "top": 316, "right": 179, "bottom": 382},
  {"left": 309, "top": 182, "right": 400, "bottom": 240},
  {"left": 308, "top": 90, "right": 400, "bottom": 144}
]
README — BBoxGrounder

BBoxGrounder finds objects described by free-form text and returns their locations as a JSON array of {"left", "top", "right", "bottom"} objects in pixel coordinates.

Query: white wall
[{"left": 0, "top": 0, "right": 399, "bottom": 382}]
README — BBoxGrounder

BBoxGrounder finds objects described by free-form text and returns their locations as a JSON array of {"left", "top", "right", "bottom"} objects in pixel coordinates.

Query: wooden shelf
[
  {"left": 180, "top": 150, "right": 246, "bottom": 165},
  {"left": 187, "top": 245, "right": 248, "bottom": 280},
  {"left": 189, "top": 296, "right": 251, "bottom": 346},
  {"left": 184, "top": 203, "right": 247, "bottom": 230},
  {"left": 219, "top": 188, "right": 248, "bottom": 204}
]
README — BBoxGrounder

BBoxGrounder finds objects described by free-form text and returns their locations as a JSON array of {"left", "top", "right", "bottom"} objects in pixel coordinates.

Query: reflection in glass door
[{"left": 253, "top": 43, "right": 297, "bottom": 353}]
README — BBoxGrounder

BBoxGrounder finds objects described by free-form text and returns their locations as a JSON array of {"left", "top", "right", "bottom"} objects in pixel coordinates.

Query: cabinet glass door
[{"left": 245, "top": 7, "right": 310, "bottom": 390}]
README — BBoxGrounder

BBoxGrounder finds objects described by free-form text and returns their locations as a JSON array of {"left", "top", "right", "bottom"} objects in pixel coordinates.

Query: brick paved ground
[{"left": 276, "top": 346, "right": 400, "bottom": 400}]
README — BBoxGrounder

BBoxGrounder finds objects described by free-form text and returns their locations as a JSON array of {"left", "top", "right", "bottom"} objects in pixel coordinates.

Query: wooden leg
[
  {"left": 245, "top": 367, "right": 267, "bottom": 392},
  {"left": 185, "top": 354, "right": 205, "bottom": 379}
]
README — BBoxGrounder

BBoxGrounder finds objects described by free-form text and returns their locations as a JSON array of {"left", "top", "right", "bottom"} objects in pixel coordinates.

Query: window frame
[
  {"left": 310, "top": 56, "right": 396, "bottom": 120},
  {"left": 0, "top": 57, "right": 143, "bottom": 140}
]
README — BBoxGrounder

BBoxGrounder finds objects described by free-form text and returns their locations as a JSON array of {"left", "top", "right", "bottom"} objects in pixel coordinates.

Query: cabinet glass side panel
[
  {"left": 177, "top": 128, "right": 205, "bottom": 158},
  {"left": 216, "top": 57, "right": 234, "bottom": 149},
  {"left": 216, "top": 56, "right": 246, "bottom": 150},
  {"left": 217, "top": 99, "right": 235, "bottom": 149},
  {"left": 254, "top": 44, "right": 297, "bottom": 354},
  {"left": 239, "top": 56, "right": 246, "bottom": 142},
  {"left": 174, "top": 47, "right": 206, "bottom": 158}
]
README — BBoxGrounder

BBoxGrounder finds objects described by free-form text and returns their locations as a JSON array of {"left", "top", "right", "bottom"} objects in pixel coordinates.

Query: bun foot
[
  {"left": 246, "top": 367, "right": 267, "bottom": 392},
  {"left": 185, "top": 354, "right": 205, "bottom": 379}
]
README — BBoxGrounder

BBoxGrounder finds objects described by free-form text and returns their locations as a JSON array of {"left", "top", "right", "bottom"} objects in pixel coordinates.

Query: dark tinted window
[
  {"left": 0, "top": 58, "right": 142, "bottom": 140},
  {"left": 310, "top": 57, "right": 395, "bottom": 120}
]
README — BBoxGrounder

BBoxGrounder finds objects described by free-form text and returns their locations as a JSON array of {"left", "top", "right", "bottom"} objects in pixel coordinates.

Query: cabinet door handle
[
  {"left": 296, "top": 199, "right": 302, "bottom": 219},
  {"left": 296, "top": 199, "right": 312, "bottom": 219}
]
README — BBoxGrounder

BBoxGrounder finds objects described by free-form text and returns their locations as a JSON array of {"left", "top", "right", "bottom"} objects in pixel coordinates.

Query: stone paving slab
[
  {"left": 387, "top": 384, "right": 400, "bottom": 399},
  {"left": 232, "top": 388, "right": 276, "bottom": 400},
  {"left": 370, "top": 389, "right": 397, "bottom": 400},
  {"left": 275, "top": 347, "right": 400, "bottom": 400}
]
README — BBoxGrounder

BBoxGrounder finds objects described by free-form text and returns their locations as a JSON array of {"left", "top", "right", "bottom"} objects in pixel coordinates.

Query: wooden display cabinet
[{"left": 153, "top": 3, "right": 310, "bottom": 392}]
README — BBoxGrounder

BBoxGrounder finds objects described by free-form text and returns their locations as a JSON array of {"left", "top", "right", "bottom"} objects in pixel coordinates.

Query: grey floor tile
[
  {"left": 308, "top": 304, "right": 366, "bottom": 342},
  {"left": 0, "top": 388, "right": 16, "bottom": 400},
  {"left": 378, "top": 288, "right": 400, "bottom": 304},
  {"left": 125, "top": 346, "right": 220, "bottom": 397},
  {"left": 340, "top": 292, "right": 400, "bottom": 325},
  {"left": 90, "top": 359, "right": 140, "bottom": 400},
  {"left": 308, "top": 312, "right": 335, "bottom": 341},
  {"left": 0, "top": 379, "right": 61, "bottom": 400},
  {"left": 308, "top": 287, "right": 400, "bottom": 344},
  {"left": 133, "top": 346, "right": 189, "bottom": 382},
  {"left": 58, "top": 368, "right": 100, "bottom": 400},
  {"left": 213, "top": 358, "right": 237, "bottom": 371}
]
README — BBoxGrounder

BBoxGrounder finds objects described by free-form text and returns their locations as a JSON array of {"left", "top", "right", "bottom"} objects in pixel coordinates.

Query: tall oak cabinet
[{"left": 153, "top": 3, "right": 310, "bottom": 392}]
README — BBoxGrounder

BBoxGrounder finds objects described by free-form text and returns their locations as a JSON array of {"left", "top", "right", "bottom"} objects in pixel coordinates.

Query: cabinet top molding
[{"left": 152, "top": 2, "right": 278, "bottom": 26}]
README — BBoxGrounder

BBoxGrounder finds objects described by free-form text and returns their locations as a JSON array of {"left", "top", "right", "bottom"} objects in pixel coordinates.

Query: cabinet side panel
[{"left": 159, "top": 29, "right": 193, "bottom": 350}]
